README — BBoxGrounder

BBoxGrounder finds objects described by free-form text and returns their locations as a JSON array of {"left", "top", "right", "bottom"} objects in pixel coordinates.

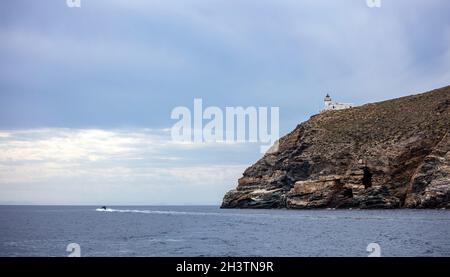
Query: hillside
[{"left": 221, "top": 86, "right": 450, "bottom": 209}]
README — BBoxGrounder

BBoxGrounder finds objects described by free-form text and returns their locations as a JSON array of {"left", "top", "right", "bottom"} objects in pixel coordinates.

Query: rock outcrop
[{"left": 221, "top": 86, "right": 450, "bottom": 209}]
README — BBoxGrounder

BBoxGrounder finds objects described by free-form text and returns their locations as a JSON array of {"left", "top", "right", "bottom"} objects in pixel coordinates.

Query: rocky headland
[{"left": 221, "top": 86, "right": 450, "bottom": 209}]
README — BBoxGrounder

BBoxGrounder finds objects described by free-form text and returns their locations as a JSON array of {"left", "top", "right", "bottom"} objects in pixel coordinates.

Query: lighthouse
[
  {"left": 324, "top": 94, "right": 332, "bottom": 109},
  {"left": 322, "top": 94, "right": 354, "bottom": 112}
]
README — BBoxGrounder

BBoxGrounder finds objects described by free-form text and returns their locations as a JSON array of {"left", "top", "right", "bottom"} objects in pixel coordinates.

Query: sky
[{"left": 0, "top": 0, "right": 449, "bottom": 205}]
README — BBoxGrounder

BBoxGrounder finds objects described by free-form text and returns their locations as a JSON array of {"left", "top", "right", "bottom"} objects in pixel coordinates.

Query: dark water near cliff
[{"left": 0, "top": 206, "right": 449, "bottom": 257}]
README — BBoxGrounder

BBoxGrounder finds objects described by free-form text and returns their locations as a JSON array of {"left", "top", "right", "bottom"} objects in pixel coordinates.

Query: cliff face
[{"left": 221, "top": 86, "right": 450, "bottom": 209}]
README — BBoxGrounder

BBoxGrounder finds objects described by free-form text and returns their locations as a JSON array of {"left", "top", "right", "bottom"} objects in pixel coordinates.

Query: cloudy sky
[{"left": 0, "top": 0, "right": 449, "bottom": 204}]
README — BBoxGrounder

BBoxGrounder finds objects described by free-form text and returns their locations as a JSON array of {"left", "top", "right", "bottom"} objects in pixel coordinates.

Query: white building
[{"left": 322, "top": 94, "right": 354, "bottom": 112}]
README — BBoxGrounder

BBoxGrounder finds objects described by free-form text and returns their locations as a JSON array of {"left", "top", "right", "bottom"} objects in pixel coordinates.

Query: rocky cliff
[{"left": 221, "top": 86, "right": 450, "bottom": 209}]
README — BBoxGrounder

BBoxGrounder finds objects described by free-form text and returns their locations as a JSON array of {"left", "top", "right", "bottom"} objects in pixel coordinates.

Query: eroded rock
[{"left": 221, "top": 86, "right": 450, "bottom": 209}]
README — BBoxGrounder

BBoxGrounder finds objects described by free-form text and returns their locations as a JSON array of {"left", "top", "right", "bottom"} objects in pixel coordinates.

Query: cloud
[
  {"left": 1, "top": 0, "right": 449, "bottom": 203},
  {"left": 0, "top": 128, "right": 162, "bottom": 162},
  {"left": 0, "top": 27, "right": 188, "bottom": 74},
  {"left": 1, "top": 0, "right": 450, "bottom": 131},
  {"left": 0, "top": 128, "right": 252, "bottom": 204}
]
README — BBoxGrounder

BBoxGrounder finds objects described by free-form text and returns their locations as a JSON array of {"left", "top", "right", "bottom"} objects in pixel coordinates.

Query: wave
[
  {"left": 95, "top": 208, "right": 221, "bottom": 216},
  {"left": 94, "top": 208, "right": 272, "bottom": 218},
  {"left": 94, "top": 208, "right": 450, "bottom": 222},
  {"left": 95, "top": 208, "right": 116, "bottom": 212},
  {"left": 94, "top": 208, "right": 388, "bottom": 220}
]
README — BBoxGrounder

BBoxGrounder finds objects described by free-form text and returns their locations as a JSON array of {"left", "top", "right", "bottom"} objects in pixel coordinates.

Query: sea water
[{"left": 0, "top": 206, "right": 449, "bottom": 257}]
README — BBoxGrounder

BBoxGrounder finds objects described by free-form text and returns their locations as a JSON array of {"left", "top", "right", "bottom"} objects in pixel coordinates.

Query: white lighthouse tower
[
  {"left": 324, "top": 94, "right": 332, "bottom": 109},
  {"left": 322, "top": 93, "right": 354, "bottom": 112}
]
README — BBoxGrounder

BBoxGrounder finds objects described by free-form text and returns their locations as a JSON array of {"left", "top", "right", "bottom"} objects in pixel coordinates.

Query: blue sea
[{"left": 0, "top": 206, "right": 449, "bottom": 257}]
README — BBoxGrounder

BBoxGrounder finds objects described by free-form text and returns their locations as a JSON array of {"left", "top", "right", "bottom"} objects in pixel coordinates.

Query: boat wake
[
  {"left": 96, "top": 208, "right": 180, "bottom": 214},
  {"left": 94, "top": 208, "right": 446, "bottom": 222},
  {"left": 95, "top": 208, "right": 115, "bottom": 212},
  {"left": 95, "top": 208, "right": 219, "bottom": 216},
  {"left": 94, "top": 208, "right": 272, "bottom": 218}
]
